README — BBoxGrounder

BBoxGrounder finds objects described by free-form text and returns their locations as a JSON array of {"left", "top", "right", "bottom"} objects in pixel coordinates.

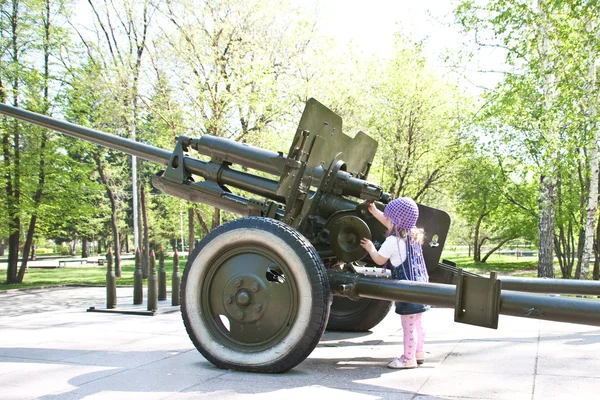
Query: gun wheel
[
  {"left": 181, "top": 217, "right": 330, "bottom": 373},
  {"left": 326, "top": 296, "right": 392, "bottom": 332}
]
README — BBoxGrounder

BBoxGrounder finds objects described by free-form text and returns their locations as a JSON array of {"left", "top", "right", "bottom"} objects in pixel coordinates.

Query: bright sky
[
  {"left": 314, "top": 1, "right": 459, "bottom": 59},
  {"left": 309, "top": 0, "right": 504, "bottom": 91}
]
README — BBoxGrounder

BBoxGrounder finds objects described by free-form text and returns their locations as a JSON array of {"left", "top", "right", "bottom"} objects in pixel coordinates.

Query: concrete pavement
[{"left": 0, "top": 286, "right": 598, "bottom": 400}]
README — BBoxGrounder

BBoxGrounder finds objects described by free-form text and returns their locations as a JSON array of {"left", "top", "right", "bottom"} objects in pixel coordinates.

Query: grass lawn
[
  {"left": 441, "top": 253, "right": 540, "bottom": 277},
  {"left": 0, "top": 252, "right": 570, "bottom": 291},
  {"left": 0, "top": 257, "right": 186, "bottom": 291}
]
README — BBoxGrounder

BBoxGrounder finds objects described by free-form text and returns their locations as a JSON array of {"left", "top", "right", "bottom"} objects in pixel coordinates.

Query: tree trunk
[
  {"left": 19, "top": 131, "right": 48, "bottom": 280},
  {"left": 553, "top": 232, "right": 565, "bottom": 277},
  {"left": 19, "top": 214, "right": 37, "bottom": 282},
  {"left": 195, "top": 209, "right": 211, "bottom": 234},
  {"left": 481, "top": 238, "right": 516, "bottom": 263},
  {"left": 536, "top": 1, "right": 558, "bottom": 279},
  {"left": 19, "top": 0, "right": 53, "bottom": 282},
  {"left": 4, "top": 1, "right": 23, "bottom": 284},
  {"left": 575, "top": 227, "right": 585, "bottom": 279},
  {"left": 94, "top": 152, "right": 121, "bottom": 277},
  {"left": 538, "top": 174, "right": 557, "bottom": 277},
  {"left": 473, "top": 214, "right": 484, "bottom": 262},
  {"left": 212, "top": 207, "right": 221, "bottom": 230},
  {"left": 594, "top": 190, "right": 600, "bottom": 281},
  {"left": 70, "top": 236, "right": 77, "bottom": 256},
  {"left": 82, "top": 237, "right": 89, "bottom": 258},
  {"left": 6, "top": 231, "right": 20, "bottom": 284},
  {"left": 188, "top": 205, "right": 195, "bottom": 253},
  {"left": 141, "top": 184, "right": 150, "bottom": 279},
  {"left": 137, "top": 181, "right": 143, "bottom": 252}
]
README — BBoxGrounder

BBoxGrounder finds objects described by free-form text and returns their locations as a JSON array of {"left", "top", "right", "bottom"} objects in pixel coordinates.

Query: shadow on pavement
[{"left": 0, "top": 347, "right": 451, "bottom": 399}]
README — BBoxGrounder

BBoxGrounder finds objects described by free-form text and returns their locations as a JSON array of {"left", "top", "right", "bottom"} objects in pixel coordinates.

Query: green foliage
[
  {"left": 454, "top": 0, "right": 600, "bottom": 276},
  {"left": 450, "top": 146, "right": 538, "bottom": 261},
  {"left": 156, "top": 0, "right": 318, "bottom": 149},
  {"left": 366, "top": 34, "right": 474, "bottom": 203}
]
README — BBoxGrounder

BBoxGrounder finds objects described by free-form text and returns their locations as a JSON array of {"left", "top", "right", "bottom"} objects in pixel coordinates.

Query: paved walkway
[{"left": 0, "top": 286, "right": 598, "bottom": 400}]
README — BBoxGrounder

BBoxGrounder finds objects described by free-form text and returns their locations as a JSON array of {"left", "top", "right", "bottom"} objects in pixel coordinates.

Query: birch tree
[
  {"left": 455, "top": 0, "right": 580, "bottom": 277},
  {"left": 576, "top": 3, "right": 600, "bottom": 280}
]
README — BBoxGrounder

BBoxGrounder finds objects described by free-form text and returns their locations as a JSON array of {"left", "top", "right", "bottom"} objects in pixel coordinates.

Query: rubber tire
[
  {"left": 181, "top": 217, "right": 331, "bottom": 373},
  {"left": 326, "top": 296, "right": 392, "bottom": 332}
]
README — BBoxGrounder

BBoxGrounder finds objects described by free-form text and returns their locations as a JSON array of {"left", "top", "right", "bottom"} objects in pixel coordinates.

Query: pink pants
[{"left": 400, "top": 313, "right": 425, "bottom": 360}]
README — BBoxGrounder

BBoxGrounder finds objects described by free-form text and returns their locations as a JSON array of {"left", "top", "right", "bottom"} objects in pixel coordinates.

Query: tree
[
  {"left": 1, "top": 0, "right": 73, "bottom": 283},
  {"left": 569, "top": 3, "right": 600, "bottom": 280},
  {"left": 20, "top": 0, "right": 76, "bottom": 272},
  {"left": 158, "top": 0, "right": 320, "bottom": 226},
  {"left": 454, "top": 0, "right": 595, "bottom": 277},
  {"left": 63, "top": 60, "right": 131, "bottom": 271},
  {"left": 367, "top": 35, "right": 470, "bottom": 203},
  {"left": 452, "top": 148, "right": 537, "bottom": 262},
  {"left": 68, "top": 0, "right": 157, "bottom": 275},
  {"left": 1, "top": 0, "right": 29, "bottom": 283}
]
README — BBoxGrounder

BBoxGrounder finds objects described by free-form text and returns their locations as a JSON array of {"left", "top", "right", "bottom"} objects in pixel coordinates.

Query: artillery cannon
[{"left": 2, "top": 98, "right": 600, "bottom": 374}]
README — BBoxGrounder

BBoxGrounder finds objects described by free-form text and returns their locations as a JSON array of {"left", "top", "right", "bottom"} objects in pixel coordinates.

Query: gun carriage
[{"left": 2, "top": 98, "right": 600, "bottom": 373}]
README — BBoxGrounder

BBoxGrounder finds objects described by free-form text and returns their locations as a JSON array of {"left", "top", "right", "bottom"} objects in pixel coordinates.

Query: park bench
[
  {"left": 86, "top": 258, "right": 105, "bottom": 266},
  {"left": 28, "top": 263, "right": 61, "bottom": 269},
  {"left": 58, "top": 259, "right": 86, "bottom": 267}
]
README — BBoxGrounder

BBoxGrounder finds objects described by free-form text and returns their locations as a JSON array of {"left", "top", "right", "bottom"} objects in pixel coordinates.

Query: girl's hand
[
  {"left": 360, "top": 238, "right": 376, "bottom": 253},
  {"left": 368, "top": 202, "right": 378, "bottom": 216},
  {"left": 367, "top": 202, "right": 393, "bottom": 230}
]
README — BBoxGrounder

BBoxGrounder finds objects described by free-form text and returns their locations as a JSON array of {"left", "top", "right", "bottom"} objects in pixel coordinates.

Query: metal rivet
[
  {"left": 234, "top": 278, "right": 243, "bottom": 288},
  {"left": 225, "top": 294, "right": 233, "bottom": 304},
  {"left": 251, "top": 282, "right": 259, "bottom": 292},
  {"left": 235, "top": 311, "right": 244, "bottom": 320},
  {"left": 254, "top": 303, "right": 262, "bottom": 312}
]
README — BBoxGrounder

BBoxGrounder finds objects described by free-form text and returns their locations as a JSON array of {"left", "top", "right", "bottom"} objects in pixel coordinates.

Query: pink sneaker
[
  {"left": 416, "top": 351, "right": 425, "bottom": 365},
  {"left": 387, "top": 355, "right": 417, "bottom": 369}
]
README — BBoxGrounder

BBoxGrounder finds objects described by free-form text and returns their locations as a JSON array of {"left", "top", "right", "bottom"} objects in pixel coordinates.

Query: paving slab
[{"left": 1, "top": 286, "right": 599, "bottom": 400}]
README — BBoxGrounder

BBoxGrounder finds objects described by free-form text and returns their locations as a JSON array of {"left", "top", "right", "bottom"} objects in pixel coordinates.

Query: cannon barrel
[
  {"left": 0, "top": 102, "right": 287, "bottom": 202},
  {"left": 192, "top": 135, "right": 384, "bottom": 199},
  {"left": 0, "top": 102, "right": 172, "bottom": 164},
  {"left": 193, "top": 135, "right": 283, "bottom": 176},
  {"left": 498, "top": 276, "right": 600, "bottom": 296},
  {"left": 328, "top": 271, "right": 600, "bottom": 327}
]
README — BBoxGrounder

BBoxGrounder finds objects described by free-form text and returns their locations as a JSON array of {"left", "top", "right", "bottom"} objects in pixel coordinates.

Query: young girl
[{"left": 360, "top": 197, "right": 429, "bottom": 369}]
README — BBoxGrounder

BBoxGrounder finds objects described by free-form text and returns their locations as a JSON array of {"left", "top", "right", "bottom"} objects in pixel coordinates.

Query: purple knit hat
[
  {"left": 382, "top": 197, "right": 428, "bottom": 283},
  {"left": 383, "top": 197, "right": 419, "bottom": 229}
]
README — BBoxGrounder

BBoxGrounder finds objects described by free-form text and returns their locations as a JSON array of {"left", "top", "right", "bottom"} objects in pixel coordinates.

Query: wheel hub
[
  {"left": 235, "top": 290, "right": 251, "bottom": 307},
  {"left": 223, "top": 274, "right": 267, "bottom": 322}
]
